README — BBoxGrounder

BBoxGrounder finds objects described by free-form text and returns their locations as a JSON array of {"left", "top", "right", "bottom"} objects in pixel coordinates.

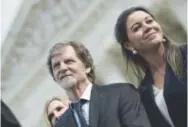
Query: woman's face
[
  {"left": 125, "top": 11, "right": 163, "bottom": 53},
  {"left": 47, "top": 100, "right": 68, "bottom": 126}
]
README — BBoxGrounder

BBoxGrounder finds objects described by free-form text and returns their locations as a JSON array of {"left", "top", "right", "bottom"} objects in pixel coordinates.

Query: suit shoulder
[{"left": 98, "top": 82, "right": 137, "bottom": 92}]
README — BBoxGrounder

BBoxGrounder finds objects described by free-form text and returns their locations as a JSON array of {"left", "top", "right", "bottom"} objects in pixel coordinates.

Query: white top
[{"left": 153, "top": 86, "right": 175, "bottom": 127}]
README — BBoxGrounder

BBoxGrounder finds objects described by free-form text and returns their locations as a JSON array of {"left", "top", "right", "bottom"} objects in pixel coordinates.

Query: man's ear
[
  {"left": 124, "top": 41, "right": 134, "bottom": 51},
  {"left": 86, "top": 68, "right": 91, "bottom": 74}
]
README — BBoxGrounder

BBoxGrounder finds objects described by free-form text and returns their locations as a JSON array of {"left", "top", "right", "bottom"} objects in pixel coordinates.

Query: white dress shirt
[
  {"left": 80, "top": 83, "right": 92, "bottom": 124},
  {"left": 153, "top": 86, "right": 174, "bottom": 127},
  {"left": 72, "top": 83, "right": 92, "bottom": 126}
]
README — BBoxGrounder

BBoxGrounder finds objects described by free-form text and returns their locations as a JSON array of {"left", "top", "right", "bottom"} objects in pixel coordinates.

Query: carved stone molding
[
  {"left": 1, "top": 0, "right": 103, "bottom": 89},
  {"left": 2, "top": 0, "right": 117, "bottom": 104}
]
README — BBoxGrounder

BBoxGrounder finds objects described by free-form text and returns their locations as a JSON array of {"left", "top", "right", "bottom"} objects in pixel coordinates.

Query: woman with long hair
[{"left": 115, "top": 6, "right": 187, "bottom": 127}]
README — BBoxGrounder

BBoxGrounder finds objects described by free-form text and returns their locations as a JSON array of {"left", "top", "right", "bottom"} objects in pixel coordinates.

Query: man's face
[{"left": 51, "top": 46, "right": 89, "bottom": 89}]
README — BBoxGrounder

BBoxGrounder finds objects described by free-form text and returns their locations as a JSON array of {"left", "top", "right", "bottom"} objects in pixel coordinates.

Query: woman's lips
[{"left": 144, "top": 32, "right": 156, "bottom": 40}]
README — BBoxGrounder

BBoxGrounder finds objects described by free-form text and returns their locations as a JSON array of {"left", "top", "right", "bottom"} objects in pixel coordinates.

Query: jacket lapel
[
  {"left": 164, "top": 63, "right": 186, "bottom": 96},
  {"left": 139, "top": 70, "right": 172, "bottom": 127},
  {"left": 163, "top": 63, "right": 187, "bottom": 127},
  {"left": 89, "top": 85, "right": 101, "bottom": 127}
]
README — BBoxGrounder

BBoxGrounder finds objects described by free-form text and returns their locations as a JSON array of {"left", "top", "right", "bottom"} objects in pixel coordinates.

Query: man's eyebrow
[{"left": 51, "top": 52, "right": 61, "bottom": 58}]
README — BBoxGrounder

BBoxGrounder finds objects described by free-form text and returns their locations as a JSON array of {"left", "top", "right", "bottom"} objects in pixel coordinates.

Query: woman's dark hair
[{"left": 115, "top": 6, "right": 183, "bottom": 82}]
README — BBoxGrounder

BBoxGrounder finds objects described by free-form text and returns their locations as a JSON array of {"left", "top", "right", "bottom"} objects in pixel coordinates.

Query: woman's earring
[
  {"left": 162, "top": 38, "right": 166, "bottom": 42},
  {"left": 132, "top": 50, "right": 137, "bottom": 55}
]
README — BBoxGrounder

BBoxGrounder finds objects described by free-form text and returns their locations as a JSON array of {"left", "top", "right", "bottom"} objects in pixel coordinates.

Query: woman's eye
[
  {"left": 134, "top": 27, "right": 138, "bottom": 32},
  {"left": 147, "top": 19, "right": 153, "bottom": 23},
  {"left": 56, "top": 107, "right": 62, "bottom": 111},
  {"left": 133, "top": 26, "right": 140, "bottom": 32}
]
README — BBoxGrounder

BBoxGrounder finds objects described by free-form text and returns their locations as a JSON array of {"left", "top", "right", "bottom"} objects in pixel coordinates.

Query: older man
[{"left": 47, "top": 41, "right": 151, "bottom": 127}]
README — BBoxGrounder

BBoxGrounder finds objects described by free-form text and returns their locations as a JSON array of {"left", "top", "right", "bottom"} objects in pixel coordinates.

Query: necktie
[{"left": 73, "top": 99, "right": 88, "bottom": 127}]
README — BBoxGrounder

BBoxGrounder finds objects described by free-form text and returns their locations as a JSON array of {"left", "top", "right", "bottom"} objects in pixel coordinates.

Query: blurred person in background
[
  {"left": 1, "top": 100, "right": 21, "bottom": 127},
  {"left": 44, "top": 97, "right": 69, "bottom": 127},
  {"left": 115, "top": 6, "right": 187, "bottom": 127}
]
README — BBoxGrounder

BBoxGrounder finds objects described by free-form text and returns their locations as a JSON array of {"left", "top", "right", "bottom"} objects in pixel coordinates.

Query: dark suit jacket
[
  {"left": 55, "top": 83, "right": 151, "bottom": 127},
  {"left": 55, "top": 108, "right": 76, "bottom": 127},
  {"left": 1, "top": 100, "right": 21, "bottom": 127},
  {"left": 138, "top": 44, "right": 187, "bottom": 127}
]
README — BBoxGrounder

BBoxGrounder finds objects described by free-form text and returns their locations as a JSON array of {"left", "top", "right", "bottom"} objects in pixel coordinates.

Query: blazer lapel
[
  {"left": 164, "top": 63, "right": 186, "bottom": 96},
  {"left": 89, "top": 85, "right": 101, "bottom": 127},
  {"left": 163, "top": 63, "right": 187, "bottom": 127},
  {"left": 139, "top": 71, "right": 172, "bottom": 127}
]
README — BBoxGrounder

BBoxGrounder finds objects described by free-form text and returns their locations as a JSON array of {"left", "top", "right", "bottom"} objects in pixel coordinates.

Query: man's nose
[{"left": 59, "top": 62, "right": 68, "bottom": 72}]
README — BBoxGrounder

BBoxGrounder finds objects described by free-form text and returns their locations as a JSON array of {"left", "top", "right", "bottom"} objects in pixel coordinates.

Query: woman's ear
[{"left": 124, "top": 41, "right": 134, "bottom": 51}]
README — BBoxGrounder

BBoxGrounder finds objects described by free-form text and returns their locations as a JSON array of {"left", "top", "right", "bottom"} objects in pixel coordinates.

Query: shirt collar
[{"left": 80, "top": 83, "right": 92, "bottom": 101}]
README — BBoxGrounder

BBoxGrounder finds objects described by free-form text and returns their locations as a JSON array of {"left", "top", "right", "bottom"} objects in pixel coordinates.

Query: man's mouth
[{"left": 60, "top": 75, "right": 71, "bottom": 80}]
